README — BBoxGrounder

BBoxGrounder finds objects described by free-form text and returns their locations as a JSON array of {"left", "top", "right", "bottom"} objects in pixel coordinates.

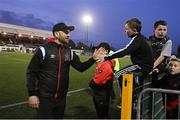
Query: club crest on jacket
[
  {"left": 50, "top": 54, "right": 55, "bottom": 59},
  {"left": 64, "top": 53, "right": 70, "bottom": 61}
]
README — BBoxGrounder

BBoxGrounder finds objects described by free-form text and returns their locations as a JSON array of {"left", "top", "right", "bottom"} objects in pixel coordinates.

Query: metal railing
[{"left": 137, "top": 88, "right": 180, "bottom": 119}]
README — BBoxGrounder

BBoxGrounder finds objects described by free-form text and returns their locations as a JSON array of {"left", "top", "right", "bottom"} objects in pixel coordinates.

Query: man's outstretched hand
[{"left": 92, "top": 47, "right": 106, "bottom": 62}]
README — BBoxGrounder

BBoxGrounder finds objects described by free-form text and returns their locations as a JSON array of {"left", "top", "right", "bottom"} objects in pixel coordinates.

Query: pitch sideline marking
[
  {"left": 0, "top": 87, "right": 90, "bottom": 110},
  {"left": 0, "top": 79, "right": 118, "bottom": 109}
]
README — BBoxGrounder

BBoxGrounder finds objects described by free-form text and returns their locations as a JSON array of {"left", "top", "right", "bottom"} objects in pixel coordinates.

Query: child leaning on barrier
[{"left": 156, "top": 56, "right": 180, "bottom": 119}]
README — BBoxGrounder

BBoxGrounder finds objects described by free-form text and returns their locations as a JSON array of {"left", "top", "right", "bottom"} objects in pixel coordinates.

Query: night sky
[{"left": 0, "top": 0, "right": 179, "bottom": 53}]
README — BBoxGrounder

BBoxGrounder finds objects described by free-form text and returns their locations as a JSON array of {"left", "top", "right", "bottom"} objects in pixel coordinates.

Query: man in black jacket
[
  {"left": 26, "top": 23, "right": 102, "bottom": 118},
  {"left": 99, "top": 18, "right": 153, "bottom": 75},
  {"left": 97, "top": 18, "right": 153, "bottom": 118}
]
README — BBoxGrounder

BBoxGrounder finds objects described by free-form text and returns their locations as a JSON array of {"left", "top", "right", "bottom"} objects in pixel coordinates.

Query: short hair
[
  {"left": 154, "top": 20, "right": 168, "bottom": 29},
  {"left": 169, "top": 55, "right": 180, "bottom": 63},
  {"left": 166, "top": 55, "right": 180, "bottom": 69},
  {"left": 97, "top": 42, "right": 111, "bottom": 52},
  {"left": 125, "top": 18, "right": 142, "bottom": 32}
]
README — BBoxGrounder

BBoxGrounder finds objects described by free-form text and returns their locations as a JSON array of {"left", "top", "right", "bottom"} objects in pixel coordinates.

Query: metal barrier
[
  {"left": 137, "top": 88, "right": 180, "bottom": 119},
  {"left": 117, "top": 71, "right": 152, "bottom": 119}
]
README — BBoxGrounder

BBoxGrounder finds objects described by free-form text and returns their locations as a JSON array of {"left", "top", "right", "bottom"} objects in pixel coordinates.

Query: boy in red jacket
[{"left": 89, "top": 42, "right": 115, "bottom": 119}]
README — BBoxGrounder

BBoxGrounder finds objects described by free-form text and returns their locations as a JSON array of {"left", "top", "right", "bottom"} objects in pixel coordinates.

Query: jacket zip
[{"left": 54, "top": 47, "right": 61, "bottom": 99}]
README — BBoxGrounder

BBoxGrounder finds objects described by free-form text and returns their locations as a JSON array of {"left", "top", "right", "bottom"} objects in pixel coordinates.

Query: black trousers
[
  {"left": 93, "top": 89, "right": 111, "bottom": 119},
  {"left": 37, "top": 96, "right": 66, "bottom": 119}
]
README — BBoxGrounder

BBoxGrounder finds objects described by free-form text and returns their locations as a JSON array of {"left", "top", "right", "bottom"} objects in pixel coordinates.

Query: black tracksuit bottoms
[
  {"left": 93, "top": 89, "right": 111, "bottom": 119},
  {"left": 37, "top": 96, "right": 66, "bottom": 119}
]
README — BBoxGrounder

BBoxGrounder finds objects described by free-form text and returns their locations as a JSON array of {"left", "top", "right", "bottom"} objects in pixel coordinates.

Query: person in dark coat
[
  {"left": 98, "top": 18, "right": 153, "bottom": 75},
  {"left": 26, "top": 23, "right": 103, "bottom": 119}
]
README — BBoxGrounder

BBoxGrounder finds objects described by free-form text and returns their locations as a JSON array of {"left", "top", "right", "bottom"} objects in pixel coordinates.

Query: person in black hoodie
[
  {"left": 156, "top": 56, "right": 180, "bottom": 119},
  {"left": 26, "top": 23, "right": 103, "bottom": 119},
  {"left": 98, "top": 18, "right": 153, "bottom": 75}
]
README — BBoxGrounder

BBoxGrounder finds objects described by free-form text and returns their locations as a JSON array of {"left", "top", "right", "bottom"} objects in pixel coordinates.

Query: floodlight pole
[
  {"left": 86, "top": 23, "right": 89, "bottom": 45},
  {"left": 83, "top": 15, "right": 92, "bottom": 46}
]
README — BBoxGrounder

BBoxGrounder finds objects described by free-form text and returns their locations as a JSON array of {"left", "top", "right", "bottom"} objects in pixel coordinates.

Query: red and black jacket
[
  {"left": 157, "top": 73, "right": 180, "bottom": 110},
  {"left": 93, "top": 60, "right": 115, "bottom": 84},
  {"left": 89, "top": 60, "right": 115, "bottom": 90},
  {"left": 27, "top": 40, "right": 95, "bottom": 99}
]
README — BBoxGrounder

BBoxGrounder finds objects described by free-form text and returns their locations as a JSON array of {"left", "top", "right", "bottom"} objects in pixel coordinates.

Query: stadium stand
[
  {"left": 0, "top": 22, "right": 53, "bottom": 53},
  {"left": 0, "top": 22, "right": 87, "bottom": 54}
]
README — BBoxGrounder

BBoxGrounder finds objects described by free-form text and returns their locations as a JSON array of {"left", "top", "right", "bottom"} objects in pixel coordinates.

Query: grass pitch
[{"left": 0, "top": 52, "right": 131, "bottom": 119}]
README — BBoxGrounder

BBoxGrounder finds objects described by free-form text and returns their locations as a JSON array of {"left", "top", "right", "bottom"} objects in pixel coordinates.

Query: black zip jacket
[
  {"left": 104, "top": 33, "right": 153, "bottom": 74},
  {"left": 27, "top": 42, "right": 95, "bottom": 99}
]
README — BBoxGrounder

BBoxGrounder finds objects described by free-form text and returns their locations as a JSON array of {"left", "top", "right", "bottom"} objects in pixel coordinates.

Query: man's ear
[{"left": 54, "top": 32, "right": 60, "bottom": 37}]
